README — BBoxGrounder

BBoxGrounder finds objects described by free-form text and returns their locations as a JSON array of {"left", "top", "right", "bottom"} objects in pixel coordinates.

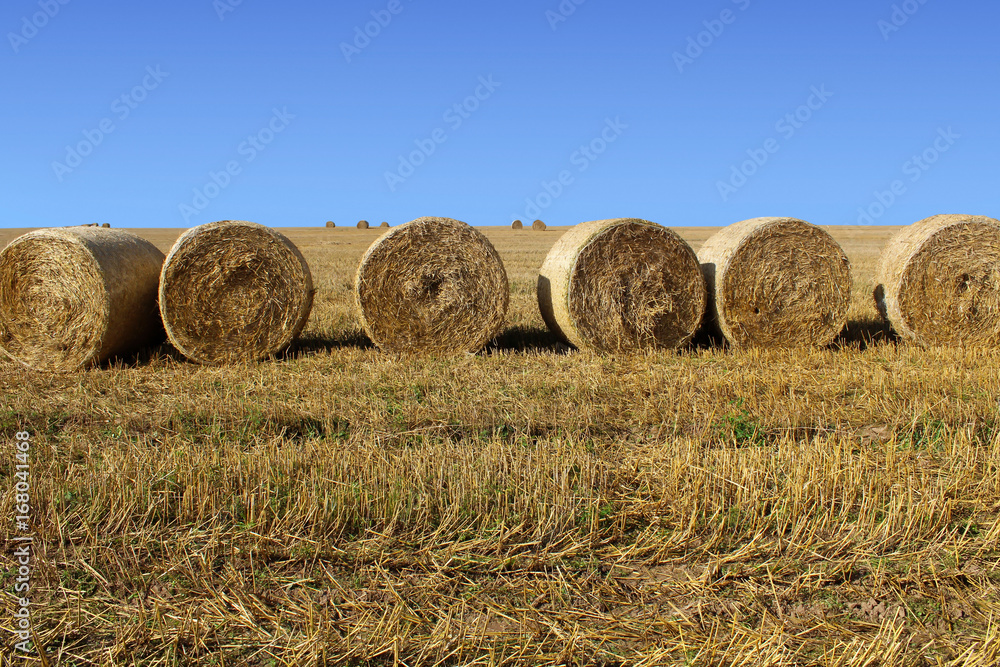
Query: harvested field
[{"left": 2, "top": 224, "right": 1000, "bottom": 665}]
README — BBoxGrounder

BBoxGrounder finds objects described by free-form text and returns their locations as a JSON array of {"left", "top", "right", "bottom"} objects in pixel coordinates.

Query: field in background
[{"left": 3, "top": 225, "right": 1000, "bottom": 665}]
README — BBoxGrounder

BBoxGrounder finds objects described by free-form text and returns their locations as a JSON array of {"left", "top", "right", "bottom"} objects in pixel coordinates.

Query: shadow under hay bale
[
  {"left": 0, "top": 227, "right": 165, "bottom": 371},
  {"left": 159, "top": 220, "right": 314, "bottom": 365},
  {"left": 355, "top": 216, "right": 509, "bottom": 355},
  {"left": 537, "top": 218, "right": 705, "bottom": 353},
  {"left": 698, "top": 217, "right": 851, "bottom": 349},
  {"left": 875, "top": 214, "right": 1000, "bottom": 347}
]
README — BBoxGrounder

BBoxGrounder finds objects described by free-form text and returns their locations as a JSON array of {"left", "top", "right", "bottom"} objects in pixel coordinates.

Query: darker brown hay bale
[
  {"left": 532, "top": 219, "right": 547, "bottom": 231},
  {"left": 159, "top": 220, "right": 314, "bottom": 365},
  {"left": 0, "top": 227, "right": 164, "bottom": 371},
  {"left": 537, "top": 218, "right": 705, "bottom": 352},
  {"left": 380, "top": 221, "right": 390, "bottom": 228},
  {"left": 698, "top": 217, "right": 851, "bottom": 348},
  {"left": 355, "top": 216, "right": 509, "bottom": 354},
  {"left": 326, "top": 221, "right": 335, "bottom": 228},
  {"left": 357, "top": 220, "right": 370, "bottom": 229},
  {"left": 875, "top": 214, "right": 1000, "bottom": 346},
  {"left": 512, "top": 220, "right": 523, "bottom": 230},
  {"left": 101, "top": 223, "right": 111, "bottom": 228}
]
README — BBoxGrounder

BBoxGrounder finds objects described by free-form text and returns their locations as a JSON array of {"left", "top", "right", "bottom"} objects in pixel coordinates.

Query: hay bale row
[
  {"left": 538, "top": 219, "right": 705, "bottom": 352},
  {"left": 875, "top": 214, "right": 1000, "bottom": 346},
  {"left": 698, "top": 217, "right": 852, "bottom": 348},
  {"left": 0, "top": 227, "right": 164, "bottom": 371},
  {"left": 355, "top": 217, "right": 508, "bottom": 355}
]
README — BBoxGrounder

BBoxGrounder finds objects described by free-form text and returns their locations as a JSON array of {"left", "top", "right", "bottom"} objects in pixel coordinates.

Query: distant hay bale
[
  {"left": 159, "top": 220, "right": 314, "bottom": 365},
  {"left": 326, "top": 221, "right": 335, "bottom": 228},
  {"left": 532, "top": 219, "right": 547, "bottom": 231},
  {"left": 357, "top": 220, "right": 370, "bottom": 229},
  {"left": 0, "top": 227, "right": 164, "bottom": 371},
  {"left": 698, "top": 217, "right": 851, "bottom": 348},
  {"left": 355, "top": 216, "right": 508, "bottom": 354},
  {"left": 379, "top": 221, "right": 390, "bottom": 228},
  {"left": 101, "top": 223, "right": 111, "bottom": 228},
  {"left": 875, "top": 214, "right": 1000, "bottom": 346},
  {"left": 537, "top": 218, "right": 705, "bottom": 352},
  {"left": 512, "top": 220, "right": 523, "bottom": 230}
]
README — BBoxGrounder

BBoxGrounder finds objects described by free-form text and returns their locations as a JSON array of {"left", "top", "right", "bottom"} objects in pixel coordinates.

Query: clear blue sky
[{"left": 2, "top": 0, "right": 997, "bottom": 228}]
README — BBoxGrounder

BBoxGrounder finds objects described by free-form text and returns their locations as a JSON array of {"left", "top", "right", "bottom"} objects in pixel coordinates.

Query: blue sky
[{"left": 1, "top": 0, "right": 997, "bottom": 228}]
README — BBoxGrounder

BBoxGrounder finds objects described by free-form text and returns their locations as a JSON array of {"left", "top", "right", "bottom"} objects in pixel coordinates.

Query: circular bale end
[
  {"left": 355, "top": 216, "right": 509, "bottom": 354},
  {"left": 159, "top": 220, "right": 314, "bottom": 365},
  {"left": 0, "top": 227, "right": 165, "bottom": 371},
  {"left": 357, "top": 220, "right": 370, "bottom": 229},
  {"left": 512, "top": 220, "right": 523, "bottom": 230},
  {"left": 698, "top": 217, "right": 851, "bottom": 348},
  {"left": 326, "top": 221, "right": 335, "bottom": 228},
  {"left": 875, "top": 214, "right": 1000, "bottom": 346},
  {"left": 532, "top": 219, "right": 547, "bottom": 231},
  {"left": 537, "top": 218, "right": 706, "bottom": 352},
  {"left": 379, "top": 221, "right": 390, "bottom": 228}
]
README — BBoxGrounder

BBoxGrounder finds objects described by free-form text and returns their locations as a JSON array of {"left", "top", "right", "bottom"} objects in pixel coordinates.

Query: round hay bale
[
  {"left": 0, "top": 227, "right": 165, "bottom": 371},
  {"left": 101, "top": 223, "right": 111, "bottom": 228},
  {"left": 159, "top": 220, "right": 314, "bottom": 365},
  {"left": 875, "top": 214, "right": 1000, "bottom": 346},
  {"left": 326, "top": 221, "right": 335, "bottom": 228},
  {"left": 379, "top": 221, "right": 390, "bottom": 228},
  {"left": 698, "top": 217, "right": 851, "bottom": 348},
  {"left": 512, "top": 219, "right": 523, "bottom": 230},
  {"left": 357, "top": 220, "right": 370, "bottom": 229},
  {"left": 355, "top": 216, "right": 508, "bottom": 354},
  {"left": 532, "top": 219, "right": 547, "bottom": 231},
  {"left": 537, "top": 218, "right": 705, "bottom": 352}
]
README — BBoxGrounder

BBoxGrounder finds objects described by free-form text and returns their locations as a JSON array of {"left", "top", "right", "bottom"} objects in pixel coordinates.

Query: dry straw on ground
[
  {"left": 159, "top": 220, "right": 314, "bottom": 365},
  {"left": 512, "top": 219, "right": 523, "bottom": 230},
  {"left": 380, "top": 221, "right": 390, "bottom": 228},
  {"left": 326, "top": 221, "right": 335, "bottom": 228},
  {"left": 698, "top": 217, "right": 851, "bottom": 348},
  {"left": 355, "top": 216, "right": 509, "bottom": 354},
  {"left": 532, "top": 219, "right": 547, "bottom": 231},
  {"left": 357, "top": 220, "right": 370, "bottom": 229},
  {"left": 537, "top": 218, "right": 706, "bottom": 352},
  {"left": 0, "top": 227, "right": 164, "bottom": 371},
  {"left": 875, "top": 214, "right": 1000, "bottom": 346}
]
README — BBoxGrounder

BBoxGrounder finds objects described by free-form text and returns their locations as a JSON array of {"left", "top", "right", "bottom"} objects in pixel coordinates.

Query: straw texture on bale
[
  {"left": 379, "top": 221, "right": 390, "bottom": 228},
  {"left": 512, "top": 220, "right": 523, "bottom": 230},
  {"left": 0, "top": 227, "right": 165, "bottom": 371},
  {"left": 698, "top": 217, "right": 851, "bottom": 348},
  {"left": 874, "top": 214, "right": 1000, "bottom": 346},
  {"left": 357, "top": 220, "right": 370, "bottom": 229},
  {"left": 355, "top": 216, "right": 509, "bottom": 354},
  {"left": 532, "top": 219, "right": 547, "bottom": 231},
  {"left": 326, "top": 221, "right": 335, "bottom": 228},
  {"left": 159, "top": 220, "right": 314, "bottom": 365},
  {"left": 537, "top": 218, "right": 706, "bottom": 352}
]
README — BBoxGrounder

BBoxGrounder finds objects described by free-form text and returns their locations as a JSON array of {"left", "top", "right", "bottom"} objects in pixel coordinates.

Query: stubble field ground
[{"left": 2, "top": 224, "right": 1000, "bottom": 666}]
